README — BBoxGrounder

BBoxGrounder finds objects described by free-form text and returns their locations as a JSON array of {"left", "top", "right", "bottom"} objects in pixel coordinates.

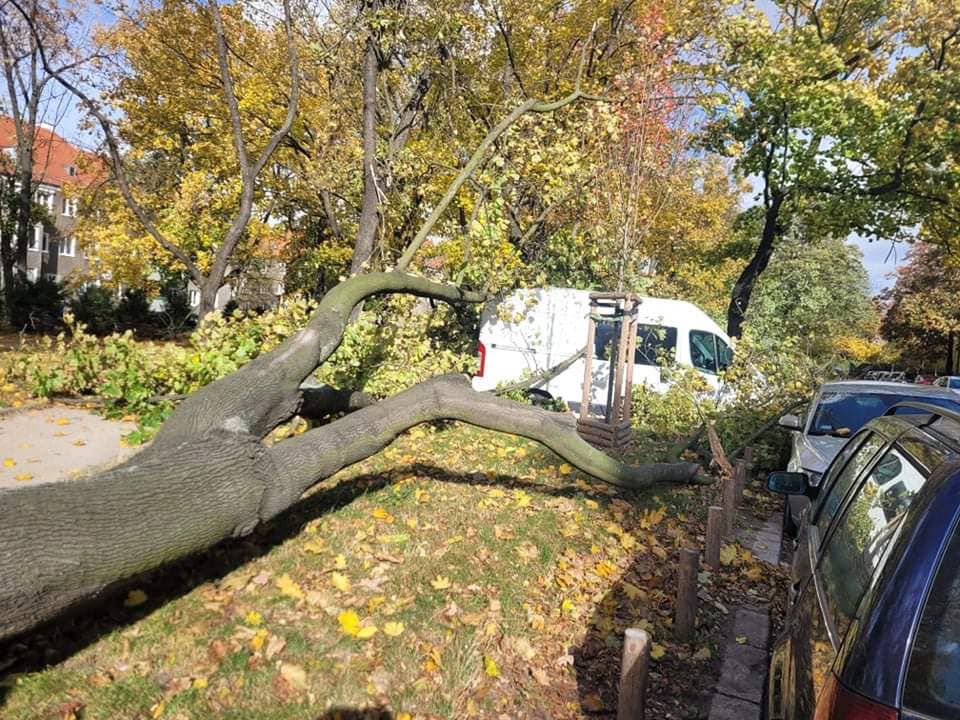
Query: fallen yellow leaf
[
  {"left": 331, "top": 572, "right": 351, "bottom": 592},
  {"left": 55, "top": 417, "right": 70, "bottom": 426},
  {"left": 250, "top": 628, "right": 269, "bottom": 652},
  {"left": 123, "top": 589, "right": 148, "bottom": 607},
  {"left": 559, "top": 463, "right": 573, "bottom": 475},
  {"left": 244, "top": 610, "right": 263, "bottom": 627},
  {"left": 719, "top": 544, "right": 737, "bottom": 567},
  {"left": 3, "top": 458, "right": 15, "bottom": 467},
  {"left": 14, "top": 472, "right": 32, "bottom": 481},
  {"left": 276, "top": 574, "right": 305, "bottom": 600},
  {"left": 192, "top": 677, "right": 208, "bottom": 690},
  {"left": 483, "top": 655, "right": 500, "bottom": 678},
  {"left": 431, "top": 575, "right": 451, "bottom": 590},
  {"left": 355, "top": 625, "right": 378, "bottom": 639},
  {"left": 334, "top": 554, "right": 347, "bottom": 569},
  {"left": 650, "top": 643, "right": 666, "bottom": 660},
  {"left": 338, "top": 609, "right": 361, "bottom": 636},
  {"left": 383, "top": 621, "right": 404, "bottom": 637}
]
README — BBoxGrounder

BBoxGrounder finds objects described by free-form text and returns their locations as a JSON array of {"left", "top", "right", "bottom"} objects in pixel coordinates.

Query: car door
[
  {"left": 769, "top": 432, "right": 888, "bottom": 719},
  {"left": 902, "top": 510, "right": 960, "bottom": 719},
  {"left": 796, "top": 440, "right": 930, "bottom": 717}
]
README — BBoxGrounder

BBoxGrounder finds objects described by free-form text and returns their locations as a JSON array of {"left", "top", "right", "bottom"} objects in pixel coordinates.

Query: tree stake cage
[{"left": 577, "top": 292, "right": 639, "bottom": 451}]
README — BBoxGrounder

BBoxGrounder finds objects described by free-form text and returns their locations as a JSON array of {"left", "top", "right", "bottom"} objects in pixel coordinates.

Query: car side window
[
  {"left": 689, "top": 330, "right": 717, "bottom": 373},
  {"left": 817, "top": 445, "right": 929, "bottom": 638},
  {"left": 815, "top": 433, "right": 887, "bottom": 533},
  {"left": 904, "top": 519, "right": 960, "bottom": 717},
  {"left": 950, "top": 378, "right": 960, "bottom": 390},
  {"left": 716, "top": 337, "right": 733, "bottom": 371}
]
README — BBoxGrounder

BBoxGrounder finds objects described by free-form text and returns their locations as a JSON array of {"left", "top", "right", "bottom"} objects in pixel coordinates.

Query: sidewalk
[
  {"left": 708, "top": 512, "right": 785, "bottom": 720},
  {"left": 0, "top": 405, "right": 138, "bottom": 490}
]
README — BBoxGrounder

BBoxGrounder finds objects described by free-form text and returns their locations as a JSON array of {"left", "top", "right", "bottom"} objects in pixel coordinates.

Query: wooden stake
[
  {"left": 618, "top": 627, "right": 651, "bottom": 720},
  {"left": 722, "top": 474, "right": 736, "bottom": 537},
  {"left": 674, "top": 548, "right": 699, "bottom": 643},
  {"left": 734, "top": 459, "right": 747, "bottom": 506},
  {"left": 743, "top": 445, "right": 754, "bottom": 469},
  {"left": 705, "top": 506, "right": 723, "bottom": 570},
  {"left": 580, "top": 316, "right": 596, "bottom": 422}
]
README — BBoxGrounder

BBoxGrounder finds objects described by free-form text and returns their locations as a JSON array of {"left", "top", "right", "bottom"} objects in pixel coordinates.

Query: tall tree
[
  {"left": 0, "top": 0, "right": 81, "bottom": 316},
  {"left": 703, "top": 0, "right": 960, "bottom": 337},
  {"left": 882, "top": 243, "right": 960, "bottom": 373},
  {"left": 10, "top": 0, "right": 300, "bottom": 317}
]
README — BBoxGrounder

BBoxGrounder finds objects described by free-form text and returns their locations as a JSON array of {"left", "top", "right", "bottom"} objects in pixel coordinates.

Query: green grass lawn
[{"left": 0, "top": 422, "right": 785, "bottom": 720}]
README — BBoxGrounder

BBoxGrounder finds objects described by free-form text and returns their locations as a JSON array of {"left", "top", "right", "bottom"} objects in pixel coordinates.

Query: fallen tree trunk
[{"left": 0, "top": 270, "right": 704, "bottom": 644}]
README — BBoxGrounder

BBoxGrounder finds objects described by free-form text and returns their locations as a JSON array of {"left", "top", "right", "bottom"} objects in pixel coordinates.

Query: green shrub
[
  {"left": 69, "top": 285, "right": 117, "bottom": 335},
  {"left": 116, "top": 288, "right": 155, "bottom": 327},
  {"left": 6, "top": 274, "right": 65, "bottom": 332}
]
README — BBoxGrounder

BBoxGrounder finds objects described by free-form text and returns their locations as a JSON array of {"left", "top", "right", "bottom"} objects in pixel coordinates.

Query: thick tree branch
[{"left": 265, "top": 373, "right": 704, "bottom": 518}]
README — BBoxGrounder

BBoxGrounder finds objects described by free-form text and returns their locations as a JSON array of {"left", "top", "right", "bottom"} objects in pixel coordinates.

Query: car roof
[{"left": 820, "top": 380, "right": 960, "bottom": 400}]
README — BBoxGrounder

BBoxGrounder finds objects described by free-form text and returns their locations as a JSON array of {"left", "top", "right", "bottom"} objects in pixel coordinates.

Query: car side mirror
[
  {"left": 778, "top": 413, "right": 802, "bottom": 431},
  {"left": 767, "top": 471, "right": 809, "bottom": 496}
]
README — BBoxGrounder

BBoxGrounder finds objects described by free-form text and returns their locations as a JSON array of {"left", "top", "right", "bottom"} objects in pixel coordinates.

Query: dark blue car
[{"left": 766, "top": 402, "right": 960, "bottom": 719}]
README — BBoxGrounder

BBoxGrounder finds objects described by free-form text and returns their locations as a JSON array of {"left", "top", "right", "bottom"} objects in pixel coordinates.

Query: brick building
[{"left": 0, "top": 116, "right": 97, "bottom": 283}]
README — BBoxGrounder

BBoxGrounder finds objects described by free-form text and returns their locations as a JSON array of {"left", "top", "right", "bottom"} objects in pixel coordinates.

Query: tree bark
[
  {"left": 726, "top": 192, "right": 784, "bottom": 338},
  {"left": 0, "top": 270, "right": 702, "bottom": 644},
  {"left": 351, "top": 21, "right": 382, "bottom": 275},
  {"left": 948, "top": 331, "right": 956, "bottom": 375}
]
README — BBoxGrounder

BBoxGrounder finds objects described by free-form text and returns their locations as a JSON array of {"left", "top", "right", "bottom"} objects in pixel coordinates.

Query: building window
[
  {"left": 60, "top": 236, "right": 75, "bottom": 257},
  {"left": 62, "top": 197, "right": 78, "bottom": 217},
  {"left": 26, "top": 267, "right": 38, "bottom": 282},
  {"left": 188, "top": 288, "right": 200, "bottom": 306},
  {"left": 67, "top": 165, "right": 77, "bottom": 177},
  {"left": 42, "top": 233, "right": 50, "bottom": 253},
  {"left": 35, "top": 189, "right": 55, "bottom": 212},
  {"left": 28, "top": 224, "right": 42, "bottom": 251}
]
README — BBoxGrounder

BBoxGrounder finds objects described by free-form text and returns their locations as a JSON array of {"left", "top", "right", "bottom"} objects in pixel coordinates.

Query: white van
[{"left": 471, "top": 288, "right": 733, "bottom": 412}]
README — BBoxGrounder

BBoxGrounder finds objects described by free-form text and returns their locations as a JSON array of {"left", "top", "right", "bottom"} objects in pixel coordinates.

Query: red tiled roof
[{"left": 0, "top": 115, "right": 100, "bottom": 188}]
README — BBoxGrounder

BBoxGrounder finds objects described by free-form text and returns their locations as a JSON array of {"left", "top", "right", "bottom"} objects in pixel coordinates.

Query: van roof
[{"left": 545, "top": 288, "right": 727, "bottom": 340}]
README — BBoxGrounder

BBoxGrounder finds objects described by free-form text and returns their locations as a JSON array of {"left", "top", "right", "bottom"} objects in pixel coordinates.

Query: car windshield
[{"left": 809, "top": 392, "right": 960, "bottom": 437}]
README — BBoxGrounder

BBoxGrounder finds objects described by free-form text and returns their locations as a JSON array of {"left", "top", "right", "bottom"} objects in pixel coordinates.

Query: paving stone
[
  {"left": 732, "top": 608, "right": 770, "bottom": 650},
  {"left": 708, "top": 693, "right": 761, "bottom": 720},
  {"left": 716, "top": 642, "right": 768, "bottom": 703}
]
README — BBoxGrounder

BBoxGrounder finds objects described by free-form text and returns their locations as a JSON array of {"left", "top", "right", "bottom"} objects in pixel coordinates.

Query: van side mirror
[
  {"left": 778, "top": 414, "right": 802, "bottom": 431},
  {"left": 767, "top": 471, "right": 809, "bottom": 496}
]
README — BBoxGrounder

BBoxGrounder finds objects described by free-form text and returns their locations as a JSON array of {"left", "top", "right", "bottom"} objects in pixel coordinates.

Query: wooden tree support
[
  {"left": 577, "top": 293, "right": 638, "bottom": 453},
  {"left": 618, "top": 627, "right": 651, "bottom": 720},
  {"left": 705, "top": 506, "right": 723, "bottom": 570},
  {"left": 674, "top": 548, "right": 699, "bottom": 642}
]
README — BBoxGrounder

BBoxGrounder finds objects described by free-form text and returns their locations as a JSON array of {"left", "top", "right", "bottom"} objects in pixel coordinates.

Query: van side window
[
  {"left": 635, "top": 324, "right": 677, "bottom": 366},
  {"left": 817, "top": 445, "right": 929, "bottom": 638},
  {"left": 689, "top": 330, "right": 718, "bottom": 373},
  {"left": 904, "top": 520, "right": 960, "bottom": 716}
]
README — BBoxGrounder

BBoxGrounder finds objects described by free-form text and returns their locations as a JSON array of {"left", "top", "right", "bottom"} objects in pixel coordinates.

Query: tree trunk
[
  {"left": 948, "top": 331, "right": 956, "bottom": 375},
  {"left": 726, "top": 193, "right": 784, "bottom": 338},
  {"left": 0, "top": 270, "right": 702, "bottom": 644},
  {"left": 350, "top": 26, "right": 381, "bottom": 275}
]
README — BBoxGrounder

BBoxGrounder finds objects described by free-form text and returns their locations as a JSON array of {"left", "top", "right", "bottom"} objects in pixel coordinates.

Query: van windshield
[{"left": 594, "top": 323, "right": 677, "bottom": 366}]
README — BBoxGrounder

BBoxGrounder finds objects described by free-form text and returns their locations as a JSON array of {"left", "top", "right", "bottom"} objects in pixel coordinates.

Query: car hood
[{"left": 798, "top": 434, "right": 849, "bottom": 476}]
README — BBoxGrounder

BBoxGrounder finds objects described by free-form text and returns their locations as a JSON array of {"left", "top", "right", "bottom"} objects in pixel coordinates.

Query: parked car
[
  {"left": 471, "top": 288, "right": 733, "bottom": 412},
  {"left": 778, "top": 380, "right": 960, "bottom": 534},
  {"left": 766, "top": 401, "right": 960, "bottom": 720},
  {"left": 934, "top": 375, "right": 960, "bottom": 393}
]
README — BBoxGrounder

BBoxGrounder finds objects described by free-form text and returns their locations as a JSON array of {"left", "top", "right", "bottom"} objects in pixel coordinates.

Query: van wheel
[{"left": 525, "top": 389, "right": 554, "bottom": 406}]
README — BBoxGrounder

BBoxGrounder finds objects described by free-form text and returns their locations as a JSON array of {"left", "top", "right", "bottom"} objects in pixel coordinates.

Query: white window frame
[
  {"left": 28, "top": 224, "right": 42, "bottom": 251},
  {"left": 25, "top": 267, "right": 39, "bottom": 282},
  {"left": 59, "top": 236, "right": 75, "bottom": 257},
  {"left": 62, "top": 197, "right": 78, "bottom": 217},
  {"left": 188, "top": 288, "right": 201, "bottom": 307}
]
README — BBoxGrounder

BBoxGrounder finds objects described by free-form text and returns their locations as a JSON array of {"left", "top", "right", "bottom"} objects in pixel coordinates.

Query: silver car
[{"left": 778, "top": 380, "right": 960, "bottom": 534}]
